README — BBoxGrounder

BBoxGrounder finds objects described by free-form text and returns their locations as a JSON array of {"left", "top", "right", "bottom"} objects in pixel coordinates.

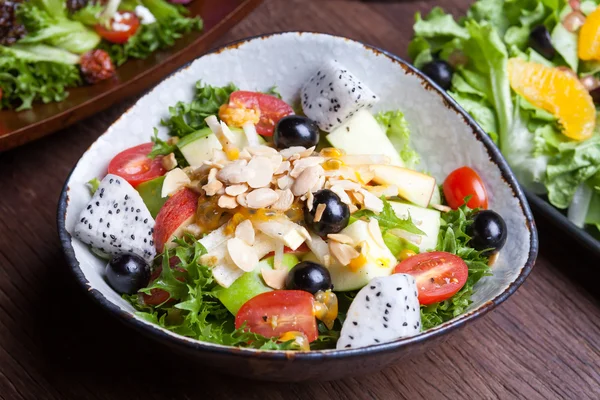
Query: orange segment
[
  {"left": 507, "top": 58, "right": 595, "bottom": 141},
  {"left": 579, "top": 6, "right": 600, "bottom": 61}
]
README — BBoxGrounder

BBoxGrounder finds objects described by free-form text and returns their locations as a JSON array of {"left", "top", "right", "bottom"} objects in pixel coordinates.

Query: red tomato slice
[
  {"left": 107, "top": 143, "right": 166, "bottom": 187},
  {"left": 235, "top": 291, "right": 318, "bottom": 342},
  {"left": 225, "top": 91, "right": 294, "bottom": 136},
  {"left": 394, "top": 251, "right": 468, "bottom": 305},
  {"left": 443, "top": 166, "right": 488, "bottom": 210},
  {"left": 95, "top": 12, "right": 140, "bottom": 44}
]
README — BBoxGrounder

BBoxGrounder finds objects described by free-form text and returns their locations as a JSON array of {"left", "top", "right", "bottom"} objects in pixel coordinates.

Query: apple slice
[
  {"left": 370, "top": 165, "right": 436, "bottom": 208},
  {"left": 153, "top": 187, "right": 199, "bottom": 252}
]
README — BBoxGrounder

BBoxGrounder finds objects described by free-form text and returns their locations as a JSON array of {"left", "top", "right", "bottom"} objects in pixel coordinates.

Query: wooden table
[{"left": 1, "top": 0, "right": 599, "bottom": 398}]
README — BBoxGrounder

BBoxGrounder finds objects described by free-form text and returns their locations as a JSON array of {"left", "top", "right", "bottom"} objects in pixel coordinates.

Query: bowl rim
[{"left": 57, "top": 31, "right": 539, "bottom": 361}]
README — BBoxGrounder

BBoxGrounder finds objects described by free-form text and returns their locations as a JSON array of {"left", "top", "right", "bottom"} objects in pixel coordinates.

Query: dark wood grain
[
  {"left": 0, "top": 0, "right": 599, "bottom": 399},
  {"left": 0, "top": 0, "right": 262, "bottom": 152}
]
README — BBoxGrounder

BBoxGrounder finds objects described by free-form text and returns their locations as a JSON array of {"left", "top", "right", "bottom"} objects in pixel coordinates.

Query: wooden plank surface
[{"left": 0, "top": 0, "right": 599, "bottom": 399}]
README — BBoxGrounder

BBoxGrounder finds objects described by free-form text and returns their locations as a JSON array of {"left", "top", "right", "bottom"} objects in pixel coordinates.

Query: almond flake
[
  {"left": 327, "top": 233, "right": 354, "bottom": 245},
  {"left": 279, "top": 146, "right": 306, "bottom": 159},
  {"left": 306, "top": 191, "right": 315, "bottom": 211},
  {"left": 290, "top": 157, "right": 325, "bottom": 178},
  {"left": 203, "top": 180, "right": 223, "bottom": 196},
  {"left": 431, "top": 204, "right": 452, "bottom": 213},
  {"left": 271, "top": 189, "right": 294, "bottom": 211},
  {"left": 235, "top": 219, "right": 255, "bottom": 245},
  {"left": 261, "top": 268, "right": 288, "bottom": 290},
  {"left": 329, "top": 241, "right": 360, "bottom": 266},
  {"left": 269, "top": 154, "right": 283, "bottom": 172},
  {"left": 277, "top": 175, "right": 295, "bottom": 190},
  {"left": 218, "top": 195, "right": 238, "bottom": 209},
  {"left": 328, "top": 179, "right": 361, "bottom": 191},
  {"left": 246, "top": 188, "right": 279, "bottom": 209},
  {"left": 217, "top": 159, "right": 249, "bottom": 184},
  {"left": 366, "top": 184, "right": 398, "bottom": 198},
  {"left": 299, "top": 146, "right": 316, "bottom": 158},
  {"left": 238, "top": 149, "right": 252, "bottom": 160},
  {"left": 274, "top": 160, "right": 291, "bottom": 175},
  {"left": 359, "top": 189, "right": 384, "bottom": 213},
  {"left": 236, "top": 193, "right": 248, "bottom": 207},
  {"left": 329, "top": 185, "right": 352, "bottom": 205},
  {"left": 161, "top": 153, "right": 177, "bottom": 171},
  {"left": 227, "top": 238, "right": 259, "bottom": 272},
  {"left": 225, "top": 183, "right": 249, "bottom": 196},
  {"left": 247, "top": 156, "right": 275, "bottom": 188},
  {"left": 348, "top": 204, "right": 359, "bottom": 213},
  {"left": 247, "top": 145, "right": 278, "bottom": 156},
  {"left": 184, "top": 223, "right": 203, "bottom": 237},
  {"left": 314, "top": 203, "right": 327, "bottom": 223},
  {"left": 311, "top": 175, "right": 326, "bottom": 193},
  {"left": 292, "top": 165, "right": 323, "bottom": 197}
]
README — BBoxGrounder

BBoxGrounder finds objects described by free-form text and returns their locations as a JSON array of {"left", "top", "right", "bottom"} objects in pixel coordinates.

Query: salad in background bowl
[
  {"left": 410, "top": 0, "right": 600, "bottom": 248},
  {"left": 58, "top": 32, "right": 537, "bottom": 381}
]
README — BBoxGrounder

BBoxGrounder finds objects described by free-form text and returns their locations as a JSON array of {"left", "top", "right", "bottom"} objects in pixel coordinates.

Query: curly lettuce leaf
[
  {"left": 161, "top": 81, "right": 238, "bottom": 137},
  {"left": 17, "top": 0, "right": 101, "bottom": 54},
  {"left": 0, "top": 44, "right": 81, "bottom": 110},
  {"left": 375, "top": 110, "right": 420, "bottom": 169}
]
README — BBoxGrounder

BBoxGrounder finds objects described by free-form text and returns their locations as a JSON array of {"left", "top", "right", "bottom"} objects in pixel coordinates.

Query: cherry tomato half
[
  {"left": 443, "top": 166, "right": 488, "bottom": 209},
  {"left": 394, "top": 251, "right": 468, "bottom": 305},
  {"left": 107, "top": 143, "right": 166, "bottom": 187},
  {"left": 95, "top": 12, "right": 140, "bottom": 44},
  {"left": 235, "top": 290, "right": 318, "bottom": 342},
  {"left": 221, "top": 91, "right": 294, "bottom": 136}
]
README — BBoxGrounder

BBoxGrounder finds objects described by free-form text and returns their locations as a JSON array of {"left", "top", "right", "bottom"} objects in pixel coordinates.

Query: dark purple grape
[{"left": 529, "top": 26, "right": 556, "bottom": 60}]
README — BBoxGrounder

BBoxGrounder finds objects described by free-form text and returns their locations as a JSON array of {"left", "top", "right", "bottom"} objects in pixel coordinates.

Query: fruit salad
[
  {"left": 410, "top": 0, "right": 600, "bottom": 238},
  {"left": 74, "top": 60, "right": 507, "bottom": 351}
]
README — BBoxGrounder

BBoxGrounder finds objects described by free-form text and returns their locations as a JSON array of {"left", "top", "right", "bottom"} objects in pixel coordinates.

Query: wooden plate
[{"left": 0, "top": 0, "right": 262, "bottom": 151}]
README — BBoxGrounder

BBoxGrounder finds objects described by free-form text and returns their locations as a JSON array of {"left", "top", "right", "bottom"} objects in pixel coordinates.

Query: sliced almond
[
  {"left": 314, "top": 203, "right": 327, "bottom": 223},
  {"left": 327, "top": 233, "right": 354, "bottom": 245},
  {"left": 299, "top": 146, "right": 316, "bottom": 158},
  {"left": 351, "top": 190, "right": 365, "bottom": 205},
  {"left": 247, "top": 156, "right": 275, "bottom": 188},
  {"left": 367, "top": 219, "right": 387, "bottom": 249},
  {"left": 338, "top": 154, "right": 391, "bottom": 165},
  {"left": 161, "top": 168, "right": 191, "bottom": 197},
  {"left": 227, "top": 238, "right": 259, "bottom": 272},
  {"left": 218, "top": 195, "right": 238, "bottom": 209},
  {"left": 277, "top": 175, "right": 295, "bottom": 190},
  {"left": 348, "top": 203, "right": 359, "bottom": 213},
  {"left": 431, "top": 204, "right": 452, "bottom": 213},
  {"left": 328, "top": 179, "right": 361, "bottom": 191},
  {"left": 359, "top": 189, "right": 384, "bottom": 213},
  {"left": 274, "top": 160, "right": 290, "bottom": 175},
  {"left": 247, "top": 145, "right": 278, "bottom": 156},
  {"left": 203, "top": 160, "right": 225, "bottom": 169},
  {"left": 236, "top": 193, "right": 248, "bottom": 207},
  {"left": 161, "top": 153, "right": 177, "bottom": 171},
  {"left": 203, "top": 179, "right": 223, "bottom": 196},
  {"left": 261, "top": 268, "right": 288, "bottom": 290},
  {"left": 306, "top": 190, "right": 314, "bottom": 211},
  {"left": 269, "top": 154, "right": 283, "bottom": 172},
  {"left": 271, "top": 189, "right": 294, "bottom": 212},
  {"left": 279, "top": 146, "right": 307, "bottom": 160},
  {"left": 290, "top": 157, "right": 325, "bottom": 178},
  {"left": 292, "top": 165, "right": 323, "bottom": 197},
  {"left": 225, "top": 183, "right": 249, "bottom": 196},
  {"left": 246, "top": 188, "right": 279, "bottom": 209},
  {"left": 235, "top": 219, "right": 255, "bottom": 245},
  {"left": 329, "top": 185, "right": 352, "bottom": 205},
  {"left": 273, "top": 241, "right": 284, "bottom": 270},
  {"left": 329, "top": 241, "right": 360, "bottom": 266},
  {"left": 217, "top": 159, "right": 249, "bottom": 184},
  {"left": 311, "top": 175, "right": 326, "bottom": 193}
]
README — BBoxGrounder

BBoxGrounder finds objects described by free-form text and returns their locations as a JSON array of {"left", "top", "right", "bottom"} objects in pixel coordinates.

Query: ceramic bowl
[{"left": 58, "top": 32, "right": 538, "bottom": 381}]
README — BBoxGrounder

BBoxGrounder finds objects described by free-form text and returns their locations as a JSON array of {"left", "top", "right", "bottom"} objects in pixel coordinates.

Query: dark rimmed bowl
[{"left": 57, "top": 32, "right": 538, "bottom": 382}]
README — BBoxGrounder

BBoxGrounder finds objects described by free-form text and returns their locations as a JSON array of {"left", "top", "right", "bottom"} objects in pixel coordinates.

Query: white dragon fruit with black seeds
[
  {"left": 301, "top": 60, "right": 379, "bottom": 132},
  {"left": 74, "top": 174, "right": 156, "bottom": 263},
  {"left": 336, "top": 274, "right": 421, "bottom": 350}
]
